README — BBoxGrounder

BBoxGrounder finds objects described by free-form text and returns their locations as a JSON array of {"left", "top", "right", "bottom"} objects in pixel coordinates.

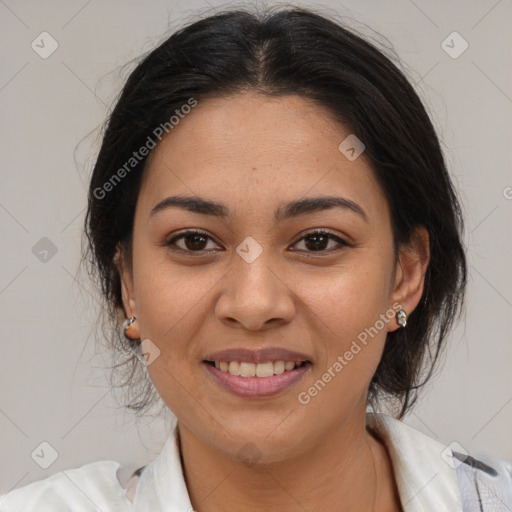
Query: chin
[{"left": 213, "top": 424, "right": 313, "bottom": 466}]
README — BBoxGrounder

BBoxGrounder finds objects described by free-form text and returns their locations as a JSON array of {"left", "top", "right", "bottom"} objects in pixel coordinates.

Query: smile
[{"left": 203, "top": 360, "right": 311, "bottom": 398}]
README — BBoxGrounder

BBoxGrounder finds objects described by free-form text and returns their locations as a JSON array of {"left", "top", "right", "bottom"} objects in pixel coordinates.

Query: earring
[
  {"left": 396, "top": 309, "right": 407, "bottom": 328},
  {"left": 123, "top": 316, "right": 139, "bottom": 340}
]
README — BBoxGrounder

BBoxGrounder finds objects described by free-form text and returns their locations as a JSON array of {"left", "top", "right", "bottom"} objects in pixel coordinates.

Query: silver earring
[
  {"left": 123, "top": 316, "right": 139, "bottom": 340},
  {"left": 397, "top": 309, "right": 407, "bottom": 328}
]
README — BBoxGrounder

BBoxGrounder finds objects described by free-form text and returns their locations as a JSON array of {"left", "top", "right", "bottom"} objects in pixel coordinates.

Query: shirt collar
[
  {"left": 133, "top": 425, "right": 193, "bottom": 511},
  {"left": 366, "top": 412, "right": 463, "bottom": 511},
  {"left": 133, "top": 413, "right": 463, "bottom": 511}
]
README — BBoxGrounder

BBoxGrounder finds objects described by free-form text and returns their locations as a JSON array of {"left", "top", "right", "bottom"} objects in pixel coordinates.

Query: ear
[
  {"left": 388, "top": 226, "right": 430, "bottom": 332},
  {"left": 113, "top": 245, "right": 138, "bottom": 320}
]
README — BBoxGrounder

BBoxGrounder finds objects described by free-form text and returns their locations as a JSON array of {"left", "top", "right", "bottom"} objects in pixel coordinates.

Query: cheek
[
  {"left": 135, "top": 278, "right": 212, "bottom": 372},
  {"left": 291, "top": 251, "right": 394, "bottom": 391},
  {"left": 132, "top": 240, "right": 219, "bottom": 347},
  {"left": 293, "top": 249, "right": 394, "bottom": 336}
]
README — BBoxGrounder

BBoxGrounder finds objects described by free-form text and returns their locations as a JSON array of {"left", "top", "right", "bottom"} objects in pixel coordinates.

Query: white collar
[
  {"left": 132, "top": 412, "right": 463, "bottom": 511},
  {"left": 132, "top": 427, "right": 192, "bottom": 510},
  {"left": 366, "top": 412, "right": 463, "bottom": 511}
]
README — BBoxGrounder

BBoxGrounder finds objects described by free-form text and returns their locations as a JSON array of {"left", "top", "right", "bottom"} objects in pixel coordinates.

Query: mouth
[
  {"left": 202, "top": 359, "right": 312, "bottom": 398},
  {"left": 204, "top": 359, "right": 308, "bottom": 376}
]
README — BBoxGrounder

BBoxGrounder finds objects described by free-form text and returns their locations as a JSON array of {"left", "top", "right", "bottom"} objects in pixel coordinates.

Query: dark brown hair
[{"left": 82, "top": 5, "right": 467, "bottom": 419}]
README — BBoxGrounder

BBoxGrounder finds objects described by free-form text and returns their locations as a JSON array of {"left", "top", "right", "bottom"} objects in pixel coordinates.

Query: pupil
[
  {"left": 306, "top": 234, "right": 327, "bottom": 251},
  {"left": 187, "top": 234, "right": 206, "bottom": 250}
]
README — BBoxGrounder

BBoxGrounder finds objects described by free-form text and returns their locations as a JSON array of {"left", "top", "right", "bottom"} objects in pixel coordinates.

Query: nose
[{"left": 215, "top": 250, "right": 296, "bottom": 331}]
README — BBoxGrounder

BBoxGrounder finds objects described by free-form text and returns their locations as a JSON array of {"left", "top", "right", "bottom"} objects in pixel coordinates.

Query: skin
[{"left": 115, "top": 92, "right": 430, "bottom": 511}]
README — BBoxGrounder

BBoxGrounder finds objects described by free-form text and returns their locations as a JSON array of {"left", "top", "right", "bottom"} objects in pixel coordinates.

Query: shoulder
[
  {"left": 0, "top": 459, "right": 133, "bottom": 511},
  {"left": 367, "top": 412, "right": 512, "bottom": 510}
]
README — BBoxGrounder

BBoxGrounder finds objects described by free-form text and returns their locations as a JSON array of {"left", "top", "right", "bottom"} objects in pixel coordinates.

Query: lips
[{"left": 202, "top": 347, "right": 312, "bottom": 398}]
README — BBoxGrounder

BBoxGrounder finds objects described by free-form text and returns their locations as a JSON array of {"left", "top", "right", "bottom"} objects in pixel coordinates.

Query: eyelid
[{"left": 292, "top": 227, "right": 350, "bottom": 245}]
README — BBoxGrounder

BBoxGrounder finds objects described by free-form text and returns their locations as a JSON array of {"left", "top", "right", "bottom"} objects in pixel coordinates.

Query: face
[{"left": 116, "top": 92, "right": 427, "bottom": 464}]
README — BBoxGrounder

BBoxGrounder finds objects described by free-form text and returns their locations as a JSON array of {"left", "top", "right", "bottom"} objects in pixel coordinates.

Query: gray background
[{"left": 1, "top": 0, "right": 511, "bottom": 494}]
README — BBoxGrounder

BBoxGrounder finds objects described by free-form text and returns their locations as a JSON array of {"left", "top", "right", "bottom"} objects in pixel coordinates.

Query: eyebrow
[{"left": 149, "top": 195, "right": 368, "bottom": 223}]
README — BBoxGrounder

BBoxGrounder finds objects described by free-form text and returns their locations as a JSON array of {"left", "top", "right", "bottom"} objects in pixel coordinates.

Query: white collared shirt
[{"left": 1, "top": 412, "right": 510, "bottom": 511}]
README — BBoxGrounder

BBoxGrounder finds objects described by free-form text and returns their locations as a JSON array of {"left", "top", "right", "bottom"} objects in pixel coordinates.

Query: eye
[
  {"left": 166, "top": 229, "right": 220, "bottom": 253},
  {"left": 291, "top": 229, "right": 350, "bottom": 254}
]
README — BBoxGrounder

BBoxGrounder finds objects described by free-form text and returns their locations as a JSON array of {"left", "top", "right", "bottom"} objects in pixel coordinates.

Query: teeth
[
  {"left": 239, "top": 362, "right": 256, "bottom": 377},
  {"left": 256, "top": 362, "right": 273, "bottom": 377},
  {"left": 228, "top": 361, "right": 239, "bottom": 376},
  {"left": 213, "top": 360, "right": 303, "bottom": 377},
  {"left": 274, "top": 360, "right": 285, "bottom": 375}
]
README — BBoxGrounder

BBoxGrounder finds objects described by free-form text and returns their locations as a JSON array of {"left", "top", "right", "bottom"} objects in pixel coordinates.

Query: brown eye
[
  {"left": 292, "top": 230, "right": 350, "bottom": 253},
  {"left": 166, "top": 230, "right": 219, "bottom": 253}
]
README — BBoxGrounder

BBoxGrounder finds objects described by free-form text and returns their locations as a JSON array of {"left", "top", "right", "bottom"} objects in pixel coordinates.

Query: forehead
[{"left": 138, "top": 92, "right": 388, "bottom": 223}]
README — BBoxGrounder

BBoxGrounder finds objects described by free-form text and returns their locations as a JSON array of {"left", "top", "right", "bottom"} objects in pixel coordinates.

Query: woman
[{"left": 2, "top": 5, "right": 510, "bottom": 511}]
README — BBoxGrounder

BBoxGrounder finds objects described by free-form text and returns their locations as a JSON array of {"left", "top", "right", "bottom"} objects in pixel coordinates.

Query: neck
[{"left": 177, "top": 408, "right": 384, "bottom": 512}]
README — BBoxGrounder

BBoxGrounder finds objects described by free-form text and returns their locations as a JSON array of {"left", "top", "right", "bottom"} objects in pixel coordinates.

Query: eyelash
[{"left": 165, "top": 228, "right": 351, "bottom": 256}]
